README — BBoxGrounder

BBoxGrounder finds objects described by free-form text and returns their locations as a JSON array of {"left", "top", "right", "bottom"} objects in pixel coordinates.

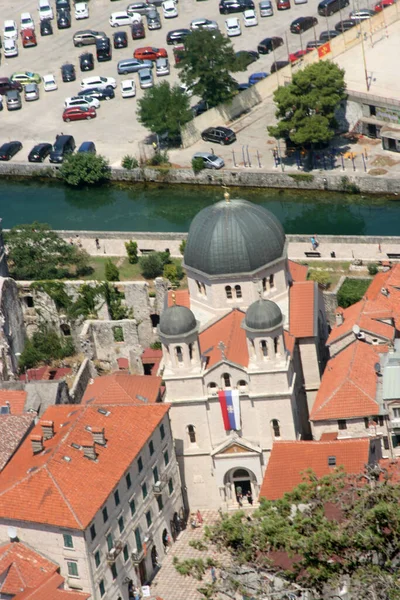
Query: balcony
[
  {"left": 106, "top": 541, "right": 123, "bottom": 563},
  {"left": 153, "top": 481, "right": 164, "bottom": 495},
  {"left": 131, "top": 549, "right": 145, "bottom": 564}
]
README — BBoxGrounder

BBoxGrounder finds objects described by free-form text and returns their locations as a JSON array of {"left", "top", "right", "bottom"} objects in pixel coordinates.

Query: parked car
[
  {"left": 117, "top": 57, "right": 152, "bottom": 73},
  {"left": 138, "top": 68, "right": 154, "bottom": 88},
  {"left": 349, "top": 8, "right": 375, "bottom": 19},
  {"left": 190, "top": 18, "right": 219, "bottom": 29},
  {"left": 318, "top": 0, "right": 349, "bottom": 16},
  {"left": 248, "top": 71, "right": 268, "bottom": 84},
  {"left": 20, "top": 13, "right": 35, "bottom": 30},
  {"left": 3, "top": 20, "right": 18, "bottom": 40},
  {"left": 166, "top": 28, "right": 190, "bottom": 43},
  {"left": 257, "top": 36, "right": 283, "bottom": 53},
  {"left": 24, "top": 83, "right": 40, "bottom": 101},
  {"left": 28, "top": 143, "right": 52, "bottom": 162},
  {"left": 0, "top": 77, "right": 22, "bottom": 93},
  {"left": 162, "top": 0, "right": 179, "bottom": 17},
  {"left": 78, "top": 141, "right": 96, "bottom": 153},
  {"left": 5, "top": 90, "right": 22, "bottom": 110},
  {"left": 191, "top": 99, "right": 208, "bottom": 115},
  {"left": 134, "top": 46, "right": 167, "bottom": 60},
  {"left": 193, "top": 152, "right": 225, "bottom": 169},
  {"left": 109, "top": 11, "right": 140, "bottom": 26},
  {"left": 40, "top": 19, "right": 53, "bottom": 34},
  {"left": 127, "top": 2, "right": 156, "bottom": 15},
  {"left": 374, "top": 0, "right": 395, "bottom": 10},
  {"left": 270, "top": 60, "right": 289, "bottom": 72},
  {"left": 155, "top": 56, "right": 170, "bottom": 75},
  {"left": 306, "top": 39, "right": 324, "bottom": 49},
  {"left": 3, "top": 39, "right": 18, "bottom": 57},
  {"left": 75, "top": 2, "right": 89, "bottom": 18},
  {"left": 173, "top": 45, "right": 185, "bottom": 64},
  {"left": 77, "top": 86, "right": 114, "bottom": 100},
  {"left": 146, "top": 10, "right": 162, "bottom": 29},
  {"left": 0, "top": 141, "right": 23, "bottom": 160},
  {"left": 319, "top": 29, "right": 339, "bottom": 40},
  {"left": 11, "top": 71, "right": 42, "bottom": 85},
  {"left": 61, "top": 63, "right": 76, "bottom": 82},
  {"left": 21, "top": 28, "right": 37, "bottom": 47},
  {"left": 63, "top": 105, "right": 96, "bottom": 121},
  {"left": 57, "top": 9, "right": 71, "bottom": 28},
  {"left": 113, "top": 30, "right": 128, "bottom": 47},
  {"left": 334, "top": 18, "right": 356, "bottom": 30},
  {"left": 49, "top": 134, "right": 75, "bottom": 163},
  {"left": 237, "top": 82, "right": 250, "bottom": 91},
  {"left": 235, "top": 50, "right": 259, "bottom": 67},
  {"left": 120, "top": 79, "right": 136, "bottom": 97},
  {"left": 276, "top": 0, "right": 291, "bottom": 9},
  {"left": 65, "top": 95, "right": 100, "bottom": 108},
  {"left": 219, "top": 0, "right": 254, "bottom": 13},
  {"left": 80, "top": 52, "right": 94, "bottom": 71},
  {"left": 96, "top": 37, "right": 112, "bottom": 61},
  {"left": 80, "top": 75, "right": 117, "bottom": 89},
  {"left": 73, "top": 29, "right": 107, "bottom": 46},
  {"left": 201, "top": 126, "right": 236, "bottom": 144},
  {"left": 243, "top": 8, "right": 258, "bottom": 24},
  {"left": 131, "top": 21, "right": 146, "bottom": 38},
  {"left": 259, "top": 0, "right": 273, "bottom": 15},
  {"left": 38, "top": 0, "right": 54, "bottom": 21},
  {"left": 56, "top": 0, "right": 70, "bottom": 10},
  {"left": 43, "top": 73, "right": 58, "bottom": 91},
  {"left": 290, "top": 16, "right": 318, "bottom": 33}
]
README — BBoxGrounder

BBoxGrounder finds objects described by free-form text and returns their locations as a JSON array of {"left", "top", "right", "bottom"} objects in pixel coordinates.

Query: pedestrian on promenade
[
  {"left": 196, "top": 509, "right": 203, "bottom": 525},
  {"left": 310, "top": 236, "right": 316, "bottom": 251},
  {"left": 237, "top": 492, "right": 243, "bottom": 508},
  {"left": 378, "top": 243, "right": 382, "bottom": 253},
  {"left": 95, "top": 237, "right": 100, "bottom": 250},
  {"left": 210, "top": 566, "right": 217, "bottom": 584},
  {"left": 314, "top": 234, "right": 319, "bottom": 248},
  {"left": 247, "top": 490, "right": 253, "bottom": 505}
]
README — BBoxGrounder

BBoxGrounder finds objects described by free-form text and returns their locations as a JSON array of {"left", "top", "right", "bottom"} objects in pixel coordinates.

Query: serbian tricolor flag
[{"left": 218, "top": 389, "right": 241, "bottom": 431}]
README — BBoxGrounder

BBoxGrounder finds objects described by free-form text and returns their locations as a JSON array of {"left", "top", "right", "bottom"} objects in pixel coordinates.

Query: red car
[
  {"left": 374, "top": 0, "right": 395, "bottom": 10},
  {"left": 289, "top": 49, "right": 308, "bottom": 62},
  {"left": 131, "top": 22, "right": 145, "bottom": 39},
  {"left": 21, "top": 28, "right": 37, "bottom": 47},
  {"left": 277, "top": 0, "right": 291, "bottom": 9},
  {"left": 173, "top": 45, "right": 185, "bottom": 64},
  {"left": 63, "top": 106, "right": 96, "bottom": 122},
  {"left": 133, "top": 46, "right": 167, "bottom": 60}
]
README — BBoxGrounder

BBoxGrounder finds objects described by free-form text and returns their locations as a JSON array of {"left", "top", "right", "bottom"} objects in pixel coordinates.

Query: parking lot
[{"left": 0, "top": 0, "right": 388, "bottom": 165}]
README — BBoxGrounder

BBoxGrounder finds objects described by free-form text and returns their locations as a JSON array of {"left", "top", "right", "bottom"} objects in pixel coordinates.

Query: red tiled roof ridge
[
  {"left": 199, "top": 308, "right": 245, "bottom": 335},
  {"left": 46, "top": 468, "right": 84, "bottom": 528},
  {"left": 272, "top": 438, "right": 370, "bottom": 446}
]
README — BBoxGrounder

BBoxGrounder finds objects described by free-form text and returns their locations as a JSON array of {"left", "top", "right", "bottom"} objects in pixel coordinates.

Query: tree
[
  {"left": 177, "top": 30, "right": 244, "bottom": 107},
  {"left": 60, "top": 153, "right": 110, "bottom": 187},
  {"left": 137, "top": 81, "right": 192, "bottom": 143},
  {"left": 105, "top": 259, "right": 120, "bottom": 282},
  {"left": 139, "top": 253, "right": 164, "bottom": 279},
  {"left": 268, "top": 61, "right": 346, "bottom": 148},
  {"left": 5, "top": 222, "right": 90, "bottom": 280},
  {"left": 19, "top": 325, "right": 75, "bottom": 371},
  {"left": 125, "top": 241, "right": 139, "bottom": 264}
]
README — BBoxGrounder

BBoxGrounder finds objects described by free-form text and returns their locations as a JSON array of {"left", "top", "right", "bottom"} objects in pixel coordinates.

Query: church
[{"left": 158, "top": 194, "right": 329, "bottom": 510}]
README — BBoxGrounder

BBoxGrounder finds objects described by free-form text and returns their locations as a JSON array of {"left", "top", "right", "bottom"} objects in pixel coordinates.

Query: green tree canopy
[
  {"left": 268, "top": 61, "right": 346, "bottom": 146},
  {"left": 177, "top": 30, "right": 244, "bottom": 107},
  {"left": 5, "top": 222, "right": 90, "bottom": 280},
  {"left": 19, "top": 325, "right": 75, "bottom": 371},
  {"left": 60, "top": 153, "right": 111, "bottom": 187},
  {"left": 137, "top": 81, "right": 192, "bottom": 143}
]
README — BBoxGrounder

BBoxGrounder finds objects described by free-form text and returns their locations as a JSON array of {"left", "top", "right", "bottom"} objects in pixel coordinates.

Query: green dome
[
  {"left": 184, "top": 199, "right": 285, "bottom": 276},
  {"left": 244, "top": 299, "right": 282, "bottom": 332},
  {"left": 159, "top": 305, "right": 197, "bottom": 337}
]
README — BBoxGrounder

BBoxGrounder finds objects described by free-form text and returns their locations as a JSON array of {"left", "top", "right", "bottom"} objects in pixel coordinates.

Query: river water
[{"left": 3, "top": 179, "right": 400, "bottom": 234}]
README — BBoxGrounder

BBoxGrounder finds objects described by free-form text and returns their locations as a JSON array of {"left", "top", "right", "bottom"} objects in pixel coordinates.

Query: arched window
[
  {"left": 262, "top": 278, "right": 267, "bottom": 293},
  {"left": 176, "top": 346, "right": 183, "bottom": 363},
  {"left": 188, "top": 425, "right": 196, "bottom": 444},
  {"left": 269, "top": 274, "right": 274, "bottom": 288},
  {"left": 225, "top": 286, "right": 232, "bottom": 299},
  {"left": 208, "top": 382, "right": 217, "bottom": 395},
  {"left": 260, "top": 340, "right": 268, "bottom": 358},
  {"left": 235, "top": 285, "right": 242, "bottom": 299},
  {"left": 274, "top": 337, "right": 279, "bottom": 354},
  {"left": 271, "top": 419, "right": 280, "bottom": 438},
  {"left": 238, "top": 380, "right": 247, "bottom": 393},
  {"left": 222, "top": 373, "right": 231, "bottom": 388}
]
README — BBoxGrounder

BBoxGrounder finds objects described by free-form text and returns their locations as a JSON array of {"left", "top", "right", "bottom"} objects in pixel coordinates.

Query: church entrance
[
  {"left": 223, "top": 467, "right": 258, "bottom": 506},
  {"left": 232, "top": 468, "right": 252, "bottom": 497}
]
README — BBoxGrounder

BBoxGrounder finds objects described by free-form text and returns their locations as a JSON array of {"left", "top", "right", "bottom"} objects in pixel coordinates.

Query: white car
[
  {"left": 162, "top": 0, "right": 178, "bottom": 17},
  {"left": 21, "top": 13, "right": 35, "bottom": 30},
  {"left": 3, "top": 38, "right": 18, "bottom": 57},
  {"left": 80, "top": 76, "right": 117, "bottom": 90},
  {"left": 65, "top": 95, "right": 101, "bottom": 108},
  {"left": 120, "top": 79, "right": 136, "bottom": 98},
  {"left": 225, "top": 17, "right": 241, "bottom": 36},
  {"left": 75, "top": 2, "right": 89, "bottom": 19},
  {"left": 243, "top": 9, "right": 258, "bottom": 25},
  {"left": 109, "top": 11, "right": 140, "bottom": 26},
  {"left": 190, "top": 18, "right": 219, "bottom": 30},
  {"left": 38, "top": 2, "right": 53, "bottom": 21},
  {"left": 43, "top": 74, "right": 58, "bottom": 91},
  {"left": 3, "top": 20, "right": 18, "bottom": 40}
]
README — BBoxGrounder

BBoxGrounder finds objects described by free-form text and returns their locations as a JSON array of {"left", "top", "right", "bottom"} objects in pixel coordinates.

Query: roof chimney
[
  {"left": 82, "top": 443, "right": 97, "bottom": 461},
  {"left": 31, "top": 434, "right": 44, "bottom": 454},
  {"left": 335, "top": 307, "right": 344, "bottom": 327},
  {"left": 40, "top": 420, "right": 54, "bottom": 440},
  {"left": 91, "top": 427, "right": 106, "bottom": 446}
]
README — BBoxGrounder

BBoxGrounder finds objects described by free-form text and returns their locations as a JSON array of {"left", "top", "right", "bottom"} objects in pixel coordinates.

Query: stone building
[{"left": 158, "top": 196, "right": 328, "bottom": 510}]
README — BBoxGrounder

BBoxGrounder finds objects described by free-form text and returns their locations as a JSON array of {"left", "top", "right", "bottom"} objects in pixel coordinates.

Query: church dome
[
  {"left": 244, "top": 299, "right": 283, "bottom": 332},
  {"left": 159, "top": 305, "right": 197, "bottom": 337},
  {"left": 184, "top": 198, "right": 285, "bottom": 276}
]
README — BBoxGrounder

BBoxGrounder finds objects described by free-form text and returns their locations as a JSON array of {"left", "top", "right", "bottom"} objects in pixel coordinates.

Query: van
[
  {"left": 96, "top": 36, "right": 112, "bottom": 61},
  {"left": 317, "top": 0, "right": 349, "bottom": 16},
  {"left": 6, "top": 90, "right": 22, "bottom": 111},
  {"left": 259, "top": 0, "right": 273, "bottom": 15},
  {"left": 117, "top": 58, "right": 152, "bottom": 74},
  {"left": 38, "top": 0, "right": 54, "bottom": 20},
  {"left": 49, "top": 134, "right": 75, "bottom": 163}
]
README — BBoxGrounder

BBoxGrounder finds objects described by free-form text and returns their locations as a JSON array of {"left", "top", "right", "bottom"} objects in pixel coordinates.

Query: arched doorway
[
  {"left": 232, "top": 468, "right": 252, "bottom": 496},
  {"left": 223, "top": 467, "right": 258, "bottom": 504}
]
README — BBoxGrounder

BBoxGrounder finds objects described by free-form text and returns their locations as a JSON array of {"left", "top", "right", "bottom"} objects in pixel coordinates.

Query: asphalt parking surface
[{"left": 0, "top": 0, "right": 379, "bottom": 165}]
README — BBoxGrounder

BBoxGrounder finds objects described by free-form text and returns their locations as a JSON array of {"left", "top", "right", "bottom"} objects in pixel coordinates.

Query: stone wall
[
  {"left": 0, "top": 278, "right": 26, "bottom": 380},
  {"left": 69, "top": 358, "right": 97, "bottom": 404}
]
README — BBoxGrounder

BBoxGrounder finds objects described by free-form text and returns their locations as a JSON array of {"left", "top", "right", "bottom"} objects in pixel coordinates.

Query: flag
[
  {"left": 218, "top": 389, "right": 241, "bottom": 431},
  {"left": 318, "top": 42, "right": 331, "bottom": 58}
]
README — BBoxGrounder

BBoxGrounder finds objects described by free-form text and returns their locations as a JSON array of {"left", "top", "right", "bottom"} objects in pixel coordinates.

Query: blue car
[
  {"left": 78, "top": 141, "right": 96, "bottom": 154},
  {"left": 248, "top": 72, "right": 268, "bottom": 86}
]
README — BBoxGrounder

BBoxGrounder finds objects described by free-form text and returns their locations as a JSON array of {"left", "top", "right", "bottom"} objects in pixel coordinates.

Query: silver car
[
  {"left": 146, "top": 9, "right": 161, "bottom": 29},
  {"left": 190, "top": 18, "right": 219, "bottom": 30},
  {"left": 127, "top": 1, "right": 155, "bottom": 14},
  {"left": 138, "top": 68, "right": 153, "bottom": 88},
  {"left": 155, "top": 57, "right": 170, "bottom": 76},
  {"left": 349, "top": 8, "right": 374, "bottom": 19},
  {"left": 24, "top": 83, "right": 40, "bottom": 101},
  {"left": 193, "top": 152, "right": 225, "bottom": 169},
  {"left": 259, "top": 0, "right": 273, "bottom": 15}
]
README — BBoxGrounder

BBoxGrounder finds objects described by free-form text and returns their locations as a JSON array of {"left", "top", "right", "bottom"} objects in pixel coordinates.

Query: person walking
[
  {"left": 95, "top": 237, "right": 100, "bottom": 250},
  {"left": 247, "top": 490, "right": 253, "bottom": 505},
  {"left": 196, "top": 509, "right": 203, "bottom": 525},
  {"left": 210, "top": 566, "right": 217, "bottom": 584}
]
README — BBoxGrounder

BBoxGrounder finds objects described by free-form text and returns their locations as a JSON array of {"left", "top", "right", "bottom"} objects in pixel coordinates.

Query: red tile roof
[
  {"left": 199, "top": 310, "right": 249, "bottom": 369},
  {"left": 15, "top": 572, "right": 89, "bottom": 600},
  {"left": 260, "top": 438, "right": 370, "bottom": 500},
  {"left": 289, "top": 281, "right": 316, "bottom": 338},
  {"left": 167, "top": 289, "right": 190, "bottom": 308},
  {"left": 0, "top": 403, "right": 169, "bottom": 529},
  {"left": 19, "top": 367, "right": 72, "bottom": 382},
  {"left": 82, "top": 372, "right": 162, "bottom": 405},
  {"left": 0, "top": 415, "right": 34, "bottom": 471},
  {"left": 0, "top": 390, "right": 27, "bottom": 415},
  {"left": 288, "top": 260, "right": 308, "bottom": 282},
  {"left": 0, "top": 542, "right": 58, "bottom": 595},
  {"left": 310, "top": 341, "right": 381, "bottom": 421}
]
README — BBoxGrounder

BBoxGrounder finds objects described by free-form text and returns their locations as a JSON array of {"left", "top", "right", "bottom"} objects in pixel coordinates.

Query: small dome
[
  {"left": 184, "top": 199, "right": 285, "bottom": 276},
  {"left": 244, "top": 299, "right": 282, "bottom": 332},
  {"left": 159, "top": 305, "right": 197, "bottom": 337}
]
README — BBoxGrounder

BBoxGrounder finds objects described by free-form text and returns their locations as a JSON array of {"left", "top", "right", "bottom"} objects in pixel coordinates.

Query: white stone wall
[
  {"left": 298, "top": 339, "right": 321, "bottom": 392},
  {"left": 312, "top": 418, "right": 390, "bottom": 456}
]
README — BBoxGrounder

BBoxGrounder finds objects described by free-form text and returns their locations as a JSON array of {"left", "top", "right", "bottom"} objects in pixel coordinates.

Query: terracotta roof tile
[
  {"left": 82, "top": 372, "right": 162, "bottom": 405},
  {"left": 199, "top": 310, "right": 249, "bottom": 369},
  {"left": 310, "top": 341, "right": 380, "bottom": 421},
  {"left": 289, "top": 281, "right": 316, "bottom": 338},
  {"left": 167, "top": 289, "right": 190, "bottom": 308},
  {"left": 0, "top": 391, "right": 27, "bottom": 415},
  {"left": 0, "top": 415, "right": 34, "bottom": 471},
  {"left": 15, "top": 572, "right": 89, "bottom": 600},
  {"left": 19, "top": 367, "right": 72, "bottom": 382},
  {"left": 0, "top": 403, "right": 169, "bottom": 529},
  {"left": 288, "top": 260, "right": 308, "bottom": 282},
  {"left": 283, "top": 330, "right": 295, "bottom": 356},
  {"left": 0, "top": 542, "right": 57, "bottom": 595},
  {"left": 260, "top": 438, "right": 370, "bottom": 500}
]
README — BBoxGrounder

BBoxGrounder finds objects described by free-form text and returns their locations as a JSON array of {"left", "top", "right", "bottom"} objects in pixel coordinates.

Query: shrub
[
  {"left": 125, "top": 241, "right": 138, "bottom": 264},
  {"left": 140, "top": 253, "right": 164, "bottom": 279},
  {"left": 308, "top": 270, "right": 332, "bottom": 288},
  {"left": 340, "top": 176, "right": 360, "bottom": 194},
  {"left": 19, "top": 326, "right": 75, "bottom": 371},
  {"left": 179, "top": 239, "right": 187, "bottom": 256},
  {"left": 368, "top": 263, "right": 379, "bottom": 275},
  {"left": 60, "top": 153, "right": 110, "bottom": 187},
  {"left": 288, "top": 173, "right": 314, "bottom": 182},
  {"left": 192, "top": 157, "right": 205, "bottom": 174},
  {"left": 148, "top": 150, "right": 170, "bottom": 166},
  {"left": 164, "top": 263, "right": 179, "bottom": 285},
  {"left": 337, "top": 278, "right": 370, "bottom": 308},
  {"left": 150, "top": 341, "right": 162, "bottom": 350},
  {"left": 105, "top": 259, "right": 120, "bottom": 282},
  {"left": 121, "top": 155, "right": 139, "bottom": 169}
]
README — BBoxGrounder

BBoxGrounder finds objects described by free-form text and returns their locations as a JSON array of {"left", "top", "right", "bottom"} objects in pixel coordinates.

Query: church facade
[{"left": 158, "top": 197, "right": 328, "bottom": 509}]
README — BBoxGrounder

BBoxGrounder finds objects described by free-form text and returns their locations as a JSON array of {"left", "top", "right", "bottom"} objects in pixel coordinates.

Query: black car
[
  {"left": 131, "top": 21, "right": 146, "bottom": 39},
  {"left": 113, "top": 30, "right": 128, "bottom": 48},
  {"left": 219, "top": 0, "right": 254, "bottom": 13},
  {"left": 28, "top": 143, "right": 52, "bottom": 163},
  {"left": 257, "top": 36, "right": 283, "bottom": 54},
  {"left": 96, "top": 37, "right": 112, "bottom": 61},
  {"left": 0, "top": 141, "right": 22, "bottom": 161},
  {"left": 235, "top": 50, "right": 259, "bottom": 68},
  {"left": 201, "top": 126, "right": 236, "bottom": 145},
  {"left": 56, "top": 0, "right": 70, "bottom": 9},
  {"left": 57, "top": 8, "right": 71, "bottom": 28},
  {"left": 270, "top": 60, "right": 290, "bottom": 72},
  {"left": 290, "top": 16, "right": 318, "bottom": 33},
  {"left": 166, "top": 28, "right": 191, "bottom": 44},
  {"left": 79, "top": 52, "right": 94, "bottom": 71},
  {"left": 306, "top": 39, "right": 324, "bottom": 49},
  {"left": 40, "top": 19, "right": 53, "bottom": 36},
  {"left": 61, "top": 63, "right": 76, "bottom": 82},
  {"left": 318, "top": 0, "right": 349, "bottom": 16},
  {"left": 335, "top": 18, "right": 356, "bottom": 31},
  {"left": 192, "top": 100, "right": 208, "bottom": 116},
  {"left": 77, "top": 87, "right": 115, "bottom": 100},
  {"left": 237, "top": 82, "right": 250, "bottom": 92},
  {"left": 319, "top": 29, "right": 339, "bottom": 41}
]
